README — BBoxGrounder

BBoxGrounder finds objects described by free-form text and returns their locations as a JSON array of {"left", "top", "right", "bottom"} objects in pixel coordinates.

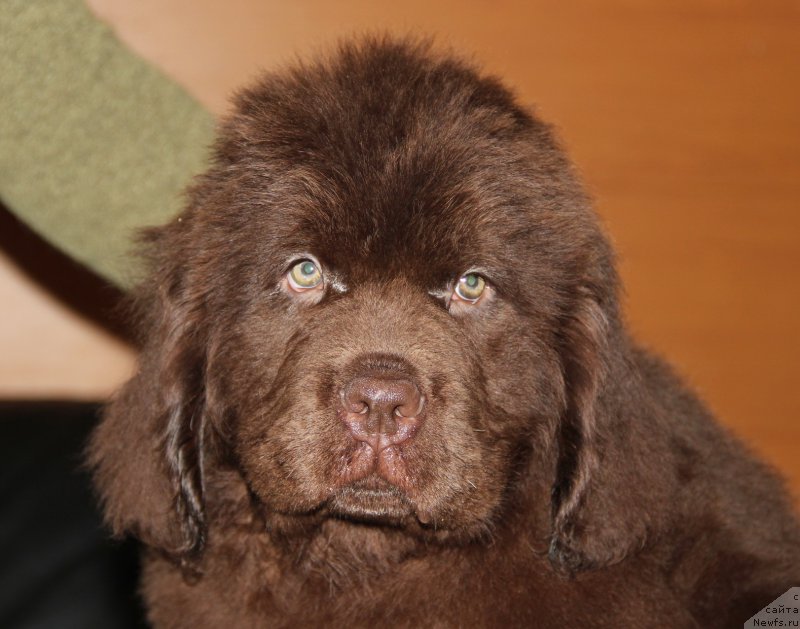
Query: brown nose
[{"left": 339, "top": 376, "right": 425, "bottom": 451}]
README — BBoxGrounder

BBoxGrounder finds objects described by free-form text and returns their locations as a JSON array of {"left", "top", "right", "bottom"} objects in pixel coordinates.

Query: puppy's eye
[
  {"left": 453, "top": 273, "right": 486, "bottom": 303},
  {"left": 287, "top": 260, "right": 323, "bottom": 291}
]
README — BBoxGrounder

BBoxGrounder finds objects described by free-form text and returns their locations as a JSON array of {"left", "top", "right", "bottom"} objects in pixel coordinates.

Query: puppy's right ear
[{"left": 88, "top": 230, "right": 208, "bottom": 560}]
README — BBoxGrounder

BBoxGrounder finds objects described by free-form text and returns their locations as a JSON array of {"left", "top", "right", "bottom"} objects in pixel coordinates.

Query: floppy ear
[
  {"left": 548, "top": 271, "right": 675, "bottom": 573},
  {"left": 88, "top": 247, "right": 208, "bottom": 563},
  {"left": 548, "top": 283, "right": 610, "bottom": 572},
  {"left": 544, "top": 266, "right": 666, "bottom": 578}
]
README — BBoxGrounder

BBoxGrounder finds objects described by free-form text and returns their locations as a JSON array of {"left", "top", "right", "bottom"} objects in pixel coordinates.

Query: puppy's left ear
[
  {"left": 548, "top": 282, "right": 611, "bottom": 572},
  {"left": 548, "top": 276, "right": 668, "bottom": 574}
]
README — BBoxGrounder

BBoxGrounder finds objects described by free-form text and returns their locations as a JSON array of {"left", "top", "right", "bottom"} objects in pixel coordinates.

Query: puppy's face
[
  {"left": 186, "top": 45, "right": 606, "bottom": 542},
  {"left": 93, "top": 40, "right": 618, "bottom": 562}
]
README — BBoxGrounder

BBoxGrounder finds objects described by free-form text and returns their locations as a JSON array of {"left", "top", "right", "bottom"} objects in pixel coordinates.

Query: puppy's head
[{"left": 90, "top": 38, "right": 627, "bottom": 573}]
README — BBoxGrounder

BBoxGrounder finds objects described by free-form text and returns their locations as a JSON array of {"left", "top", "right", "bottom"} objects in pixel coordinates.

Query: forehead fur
[{"left": 183, "top": 36, "right": 612, "bottom": 302}]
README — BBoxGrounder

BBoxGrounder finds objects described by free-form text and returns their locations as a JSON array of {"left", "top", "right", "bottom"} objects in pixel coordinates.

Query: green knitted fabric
[{"left": 0, "top": 0, "right": 214, "bottom": 288}]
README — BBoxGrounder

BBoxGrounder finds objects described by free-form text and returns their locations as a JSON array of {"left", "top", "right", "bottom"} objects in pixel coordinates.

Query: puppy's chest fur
[
  {"left": 141, "top": 474, "right": 695, "bottom": 628},
  {"left": 141, "top": 531, "right": 697, "bottom": 629}
]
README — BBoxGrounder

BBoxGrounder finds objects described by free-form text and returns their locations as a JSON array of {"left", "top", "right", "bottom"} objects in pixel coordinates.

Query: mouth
[{"left": 327, "top": 476, "right": 415, "bottom": 526}]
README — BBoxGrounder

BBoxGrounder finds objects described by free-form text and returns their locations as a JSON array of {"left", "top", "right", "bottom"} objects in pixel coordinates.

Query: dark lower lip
[{"left": 328, "top": 478, "right": 413, "bottom": 525}]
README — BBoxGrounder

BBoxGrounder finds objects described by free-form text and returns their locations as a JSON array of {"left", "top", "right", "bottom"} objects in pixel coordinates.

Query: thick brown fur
[{"left": 88, "top": 37, "right": 800, "bottom": 628}]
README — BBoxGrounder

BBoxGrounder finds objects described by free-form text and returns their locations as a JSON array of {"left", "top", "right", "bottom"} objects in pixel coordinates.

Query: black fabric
[{"left": 0, "top": 401, "right": 146, "bottom": 629}]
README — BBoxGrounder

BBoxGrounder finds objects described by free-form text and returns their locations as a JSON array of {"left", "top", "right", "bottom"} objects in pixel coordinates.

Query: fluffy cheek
[
  {"left": 207, "top": 310, "right": 325, "bottom": 511},
  {"left": 469, "top": 308, "right": 565, "bottom": 441},
  {"left": 236, "top": 403, "right": 344, "bottom": 513}
]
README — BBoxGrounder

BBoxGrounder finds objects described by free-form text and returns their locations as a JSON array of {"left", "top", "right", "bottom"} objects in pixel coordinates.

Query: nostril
[
  {"left": 394, "top": 394, "right": 425, "bottom": 419},
  {"left": 339, "top": 388, "right": 370, "bottom": 414}
]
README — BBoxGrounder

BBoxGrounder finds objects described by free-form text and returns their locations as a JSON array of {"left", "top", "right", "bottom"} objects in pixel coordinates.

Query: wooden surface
[{"left": 3, "top": 0, "right": 799, "bottom": 494}]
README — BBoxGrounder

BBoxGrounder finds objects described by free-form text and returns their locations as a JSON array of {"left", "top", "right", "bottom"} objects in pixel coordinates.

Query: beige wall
[
  {"left": 3, "top": 0, "right": 799, "bottom": 491},
  {"left": 0, "top": 247, "right": 133, "bottom": 398}
]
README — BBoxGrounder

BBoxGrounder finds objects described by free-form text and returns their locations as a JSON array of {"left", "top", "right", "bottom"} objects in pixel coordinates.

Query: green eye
[
  {"left": 454, "top": 273, "right": 486, "bottom": 302},
  {"left": 287, "top": 259, "right": 323, "bottom": 290}
]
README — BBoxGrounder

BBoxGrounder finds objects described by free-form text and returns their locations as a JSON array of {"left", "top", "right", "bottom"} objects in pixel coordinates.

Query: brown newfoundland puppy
[{"left": 89, "top": 38, "right": 800, "bottom": 627}]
